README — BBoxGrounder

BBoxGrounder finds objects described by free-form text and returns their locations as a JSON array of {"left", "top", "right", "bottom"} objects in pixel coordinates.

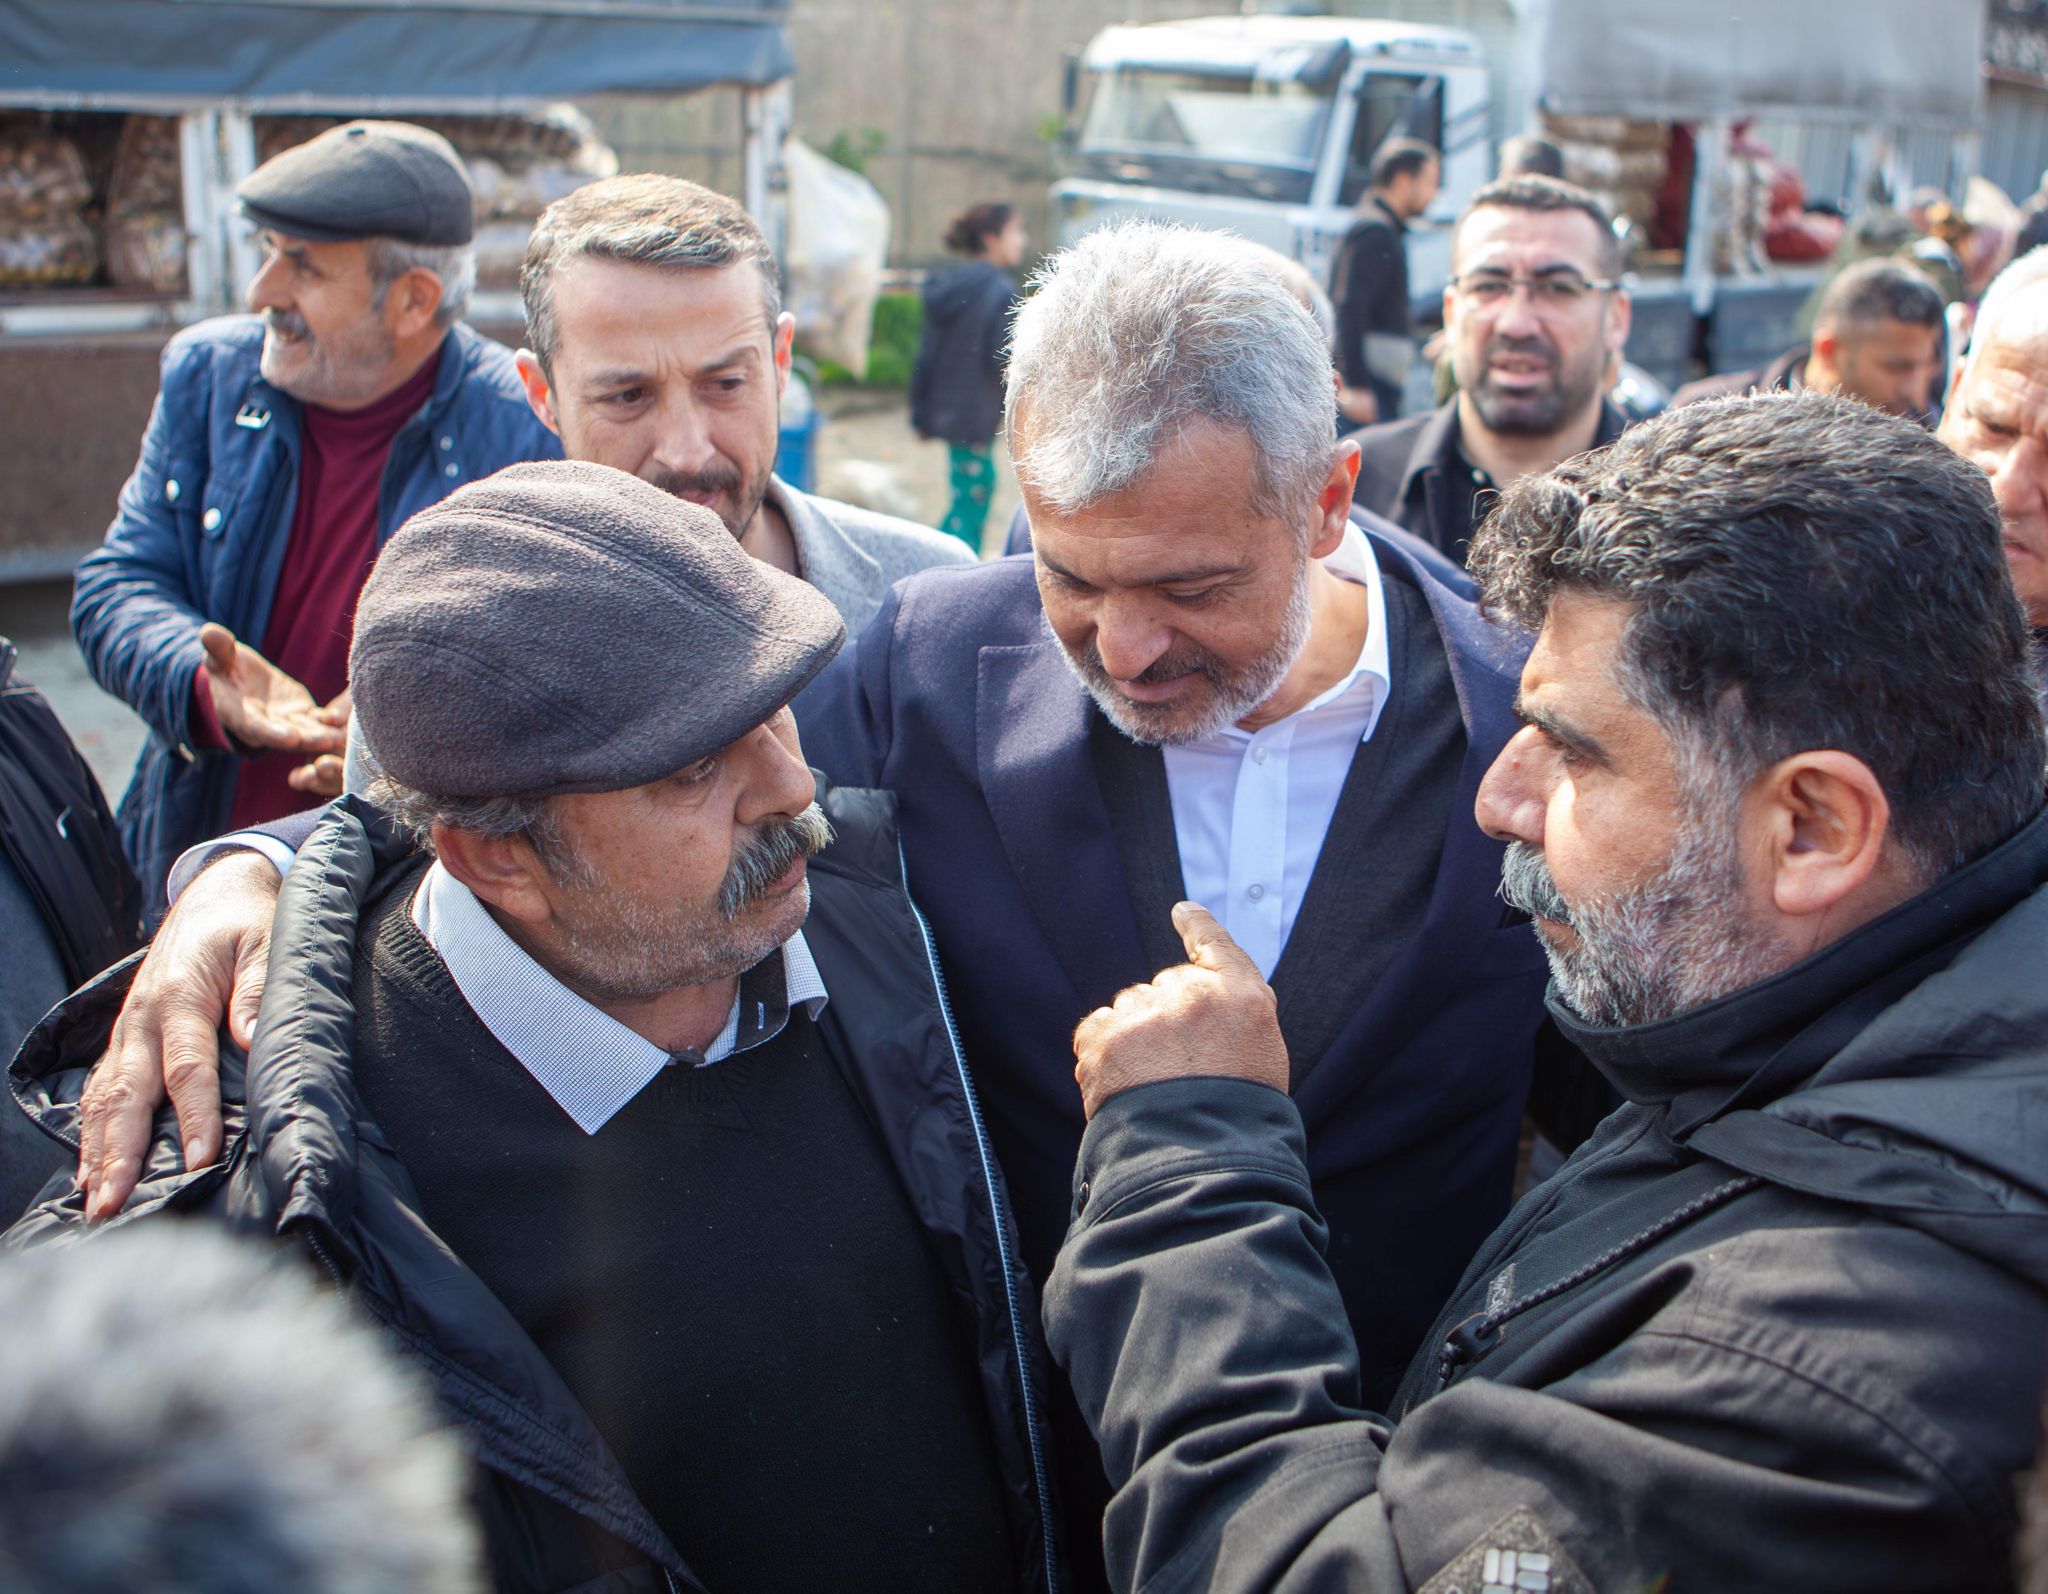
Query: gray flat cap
[
  {"left": 351, "top": 461, "right": 845, "bottom": 799},
  {"left": 238, "top": 120, "right": 474, "bottom": 246}
]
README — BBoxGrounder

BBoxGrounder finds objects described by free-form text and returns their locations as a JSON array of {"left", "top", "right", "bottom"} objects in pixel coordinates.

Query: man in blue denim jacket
[{"left": 71, "top": 121, "right": 558, "bottom": 913}]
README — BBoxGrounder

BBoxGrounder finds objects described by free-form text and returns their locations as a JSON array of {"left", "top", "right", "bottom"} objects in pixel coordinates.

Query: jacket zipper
[
  {"left": 1434, "top": 1173, "right": 1762, "bottom": 1393},
  {"left": 900, "top": 841, "right": 1060, "bottom": 1594}
]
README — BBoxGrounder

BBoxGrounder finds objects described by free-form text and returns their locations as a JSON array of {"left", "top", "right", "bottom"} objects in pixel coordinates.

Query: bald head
[{"left": 1939, "top": 249, "right": 2048, "bottom": 625}]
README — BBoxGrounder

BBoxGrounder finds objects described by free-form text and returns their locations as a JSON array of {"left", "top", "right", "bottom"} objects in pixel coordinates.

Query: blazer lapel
[
  {"left": 977, "top": 640, "right": 1152, "bottom": 1005},
  {"left": 1292, "top": 535, "right": 1533, "bottom": 1125}
]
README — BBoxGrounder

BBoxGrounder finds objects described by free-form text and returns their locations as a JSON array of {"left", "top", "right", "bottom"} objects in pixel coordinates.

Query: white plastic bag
[{"left": 782, "top": 135, "right": 890, "bottom": 376}]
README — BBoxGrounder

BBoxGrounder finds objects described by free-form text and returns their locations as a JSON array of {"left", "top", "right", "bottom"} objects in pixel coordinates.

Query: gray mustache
[
  {"left": 263, "top": 307, "right": 309, "bottom": 340},
  {"left": 718, "top": 802, "right": 834, "bottom": 918},
  {"left": 1498, "top": 841, "right": 1573, "bottom": 926}
]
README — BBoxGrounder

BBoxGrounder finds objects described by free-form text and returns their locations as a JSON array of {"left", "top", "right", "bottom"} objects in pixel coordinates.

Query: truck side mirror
[{"left": 1061, "top": 51, "right": 1081, "bottom": 119}]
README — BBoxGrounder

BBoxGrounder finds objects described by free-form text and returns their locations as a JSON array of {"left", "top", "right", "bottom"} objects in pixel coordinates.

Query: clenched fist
[{"left": 1071, "top": 901, "right": 1290, "bottom": 1120}]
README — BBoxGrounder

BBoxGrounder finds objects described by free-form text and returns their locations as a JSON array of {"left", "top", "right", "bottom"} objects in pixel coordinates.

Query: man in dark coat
[
  {"left": 1331, "top": 138, "right": 1439, "bottom": 428},
  {"left": 799, "top": 220, "right": 1586, "bottom": 1586},
  {"left": 1046, "top": 392, "right": 2048, "bottom": 1593},
  {"left": 13, "top": 464, "right": 1061, "bottom": 1594},
  {"left": 1354, "top": 176, "right": 1631, "bottom": 563}
]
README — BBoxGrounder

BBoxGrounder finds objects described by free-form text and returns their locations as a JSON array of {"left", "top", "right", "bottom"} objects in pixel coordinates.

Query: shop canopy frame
[{"left": 0, "top": 0, "right": 795, "bottom": 335}]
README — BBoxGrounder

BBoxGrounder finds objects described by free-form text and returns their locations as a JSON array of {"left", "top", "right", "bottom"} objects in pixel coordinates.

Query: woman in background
[{"left": 911, "top": 202, "right": 1026, "bottom": 553}]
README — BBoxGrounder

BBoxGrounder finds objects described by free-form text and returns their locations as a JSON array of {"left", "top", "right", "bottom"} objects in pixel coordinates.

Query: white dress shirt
[
  {"left": 1161, "top": 525, "right": 1392, "bottom": 979},
  {"left": 408, "top": 860, "right": 827, "bottom": 1135}
]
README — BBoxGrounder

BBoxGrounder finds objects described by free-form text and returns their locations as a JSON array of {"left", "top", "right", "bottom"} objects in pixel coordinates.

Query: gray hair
[
  {"left": 1966, "top": 245, "right": 2048, "bottom": 375},
  {"left": 522, "top": 173, "right": 782, "bottom": 376},
  {"left": 0, "top": 1225, "right": 482, "bottom": 1594},
  {"left": 367, "top": 236, "right": 475, "bottom": 329},
  {"left": 1005, "top": 221, "right": 1337, "bottom": 524},
  {"left": 365, "top": 761, "right": 583, "bottom": 883}
]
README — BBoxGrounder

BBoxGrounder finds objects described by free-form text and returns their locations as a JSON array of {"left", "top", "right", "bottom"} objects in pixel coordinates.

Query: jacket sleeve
[
  {"left": 1045, "top": 1078, "right": 2006, "bottom": 1594},
  {"left": 791, "top": 579, "right": 903, "bottom": 791},
  {"left": 70, "top": 338, "right": 213, "bottom": 749}
]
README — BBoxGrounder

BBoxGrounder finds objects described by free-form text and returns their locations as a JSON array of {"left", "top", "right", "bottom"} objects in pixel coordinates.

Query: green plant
[
  {"left": 822, "top": 128, "right": 886, "bottom": 178},
  {"left": 865, "top": 292, "right": 922, "bottom": 388}
]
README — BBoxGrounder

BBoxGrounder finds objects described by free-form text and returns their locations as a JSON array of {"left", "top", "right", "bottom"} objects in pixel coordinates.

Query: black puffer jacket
[
  {"left": 10, "top": 785, "right": 1062, "bottom": 1594},
  {"left": 910, "top": 260, "right": 1018, "bottom": 446}
]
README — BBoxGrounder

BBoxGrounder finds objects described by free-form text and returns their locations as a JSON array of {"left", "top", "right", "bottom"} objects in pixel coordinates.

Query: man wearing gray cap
[
  {"left": 71, "top": 119, "right": 559, "bottom": 914},
  {"left": 16, "top": 461, "right": 1058, "bottom": 1594}
]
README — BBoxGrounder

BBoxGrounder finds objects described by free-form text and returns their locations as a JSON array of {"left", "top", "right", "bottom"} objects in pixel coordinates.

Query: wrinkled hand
[
  {"left": 288, "top": 687, "right": 351, "bottom": 796},
  {"left": 1072, "top": 902, "right": 1289, "bottom": 1120},
  {"left": 200, "top": 622, "right": 348, "bottom": 755},
  {"left": 78, "top": 849, "right": 282, "bottom": 1219}
]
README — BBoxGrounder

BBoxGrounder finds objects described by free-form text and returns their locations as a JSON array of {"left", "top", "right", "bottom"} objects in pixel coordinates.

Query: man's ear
[
  {"left": 384, "top": 268, "right": 445, "bottom": 339},
  {"left": 432, "top": 824, "right": 558, "bottom": 926},
  {"left": 514, "top": 349, "right": 563, "bottom": 438},
  {"left": 1750, "top": 750, "right": 1894, "bottom": 921},
  {"left": 1603, "top": 287, "right": 1634, "bottom": 361},
  {"left": 773, "top": 311, "right": 796, "bottom": 398},
  {"left": 1309, "top": 441, "right": 1363, "bottom": 558}
]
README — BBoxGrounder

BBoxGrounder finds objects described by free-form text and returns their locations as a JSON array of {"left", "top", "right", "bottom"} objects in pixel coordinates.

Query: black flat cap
[
  {"left": 351, "top": 462, "right": 846, "bottom": 799},
  {"left": 238, "top": 120, "right": 474, "bottom": 246}
]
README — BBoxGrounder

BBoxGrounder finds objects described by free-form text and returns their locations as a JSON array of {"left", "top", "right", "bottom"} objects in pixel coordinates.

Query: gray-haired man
[
  {"left": 1940, "top": 246, "right": 2048, "bottom": 641},
  {"left": 16, "top": 462, "right": 1058, "bottom": 1594},
  {"left": 71, "top": 120, "right": 560, "bottom": 908},
  {"left": 791, "top": 219, "right": 1575, "bottom": 1585}
]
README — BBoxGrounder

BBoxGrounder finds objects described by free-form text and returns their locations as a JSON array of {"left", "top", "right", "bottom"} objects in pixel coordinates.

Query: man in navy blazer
[{"left": 796, "top": 222, "right": 1572, "bottom": 1579}]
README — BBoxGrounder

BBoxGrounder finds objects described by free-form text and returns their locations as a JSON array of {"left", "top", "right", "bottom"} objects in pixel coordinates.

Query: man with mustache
[
  {"left": 1045, "top": 392, "right": 2048, "bottom": 1592},
  {"left": 1353, "top": 175, "right": 1632, "bottom": 562},
  {"left": 14, "top": 463, "right": 1059, "bottom": 1594},
  {"left": 71, "top": 120, "right": 559, "bottom": 913}
]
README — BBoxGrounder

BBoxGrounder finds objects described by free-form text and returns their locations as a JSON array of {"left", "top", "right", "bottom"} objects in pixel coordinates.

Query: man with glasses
[{"left": 1354, "top": 176, "right": 1632, "bottom": 562}]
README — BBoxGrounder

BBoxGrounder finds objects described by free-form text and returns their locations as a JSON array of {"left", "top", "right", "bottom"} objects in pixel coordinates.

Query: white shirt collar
[
  {"left": 409, "top": 861, "right": 828, "bottom": 1135},
  {"left": 1190, "top": 521, "right": 1392, "bottom": 747}
]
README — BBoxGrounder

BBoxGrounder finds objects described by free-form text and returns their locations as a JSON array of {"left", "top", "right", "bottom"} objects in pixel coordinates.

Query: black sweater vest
[{"left": 349, "top": 881, "right": 1015, "bottom": 1593}]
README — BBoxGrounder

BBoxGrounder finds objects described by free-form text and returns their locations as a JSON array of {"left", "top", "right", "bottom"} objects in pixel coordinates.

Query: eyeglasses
[{"left": 1449, "top": 270, "right": 1622, "bottom": 310}]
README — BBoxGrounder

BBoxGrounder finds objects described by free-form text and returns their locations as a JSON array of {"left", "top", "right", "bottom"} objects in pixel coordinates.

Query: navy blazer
[{"left": 795, "top": 530, "right": 1553, "bottom": 1404}]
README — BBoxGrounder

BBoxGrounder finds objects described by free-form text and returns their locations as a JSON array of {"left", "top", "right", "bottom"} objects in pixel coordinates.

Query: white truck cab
[{"left": 1050, "top": 15, "right": 1489, "bottom": 307}]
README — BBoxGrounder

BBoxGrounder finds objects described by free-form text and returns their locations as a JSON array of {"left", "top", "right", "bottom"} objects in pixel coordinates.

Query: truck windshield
[{"left": 1075, "top": 68, "right": 1330, "bottom": 202}]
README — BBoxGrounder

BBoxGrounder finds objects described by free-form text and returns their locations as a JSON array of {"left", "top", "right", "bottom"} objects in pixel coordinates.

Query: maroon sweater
[{"left": 194, "top": 349, "right": 441, "bottom": 829}]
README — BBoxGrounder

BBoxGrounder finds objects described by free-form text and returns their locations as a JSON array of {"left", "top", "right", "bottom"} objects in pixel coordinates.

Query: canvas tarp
[
  {"left": 1538, "top": 0, "right": 1984, "bottom": 129},
  {"left": 0, "top": 0, "right": 795, "bottom": 111}
]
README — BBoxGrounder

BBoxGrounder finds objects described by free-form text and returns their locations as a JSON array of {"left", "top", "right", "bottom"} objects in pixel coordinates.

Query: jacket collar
[
  {"left": 1551, "top": 802, "right": 2048, "bottom": 1135},
  {"left": 1762, "top": 343, "right": 1811, "bottom": 392},
  {"left": 767, "top": 476, "right": 890, "bottom": 625},
  {"left": 1397, "top": 397, "right": 1630, "bottom": 509}
]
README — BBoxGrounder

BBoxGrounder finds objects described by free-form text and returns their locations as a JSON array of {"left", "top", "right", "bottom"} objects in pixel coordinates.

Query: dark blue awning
[{"left": 0, "top": 0, "right": 795, "bottom": 111}]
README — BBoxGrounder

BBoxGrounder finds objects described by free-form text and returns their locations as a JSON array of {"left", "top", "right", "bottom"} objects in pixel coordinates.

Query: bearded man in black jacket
[{"left": 1047, "top": 392, "right": 2048, "bottom": 1593}]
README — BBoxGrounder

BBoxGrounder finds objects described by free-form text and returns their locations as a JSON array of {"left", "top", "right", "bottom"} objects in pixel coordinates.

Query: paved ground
[{"left": 7, "top": 387, "right": 1014, "bottom": 802}]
